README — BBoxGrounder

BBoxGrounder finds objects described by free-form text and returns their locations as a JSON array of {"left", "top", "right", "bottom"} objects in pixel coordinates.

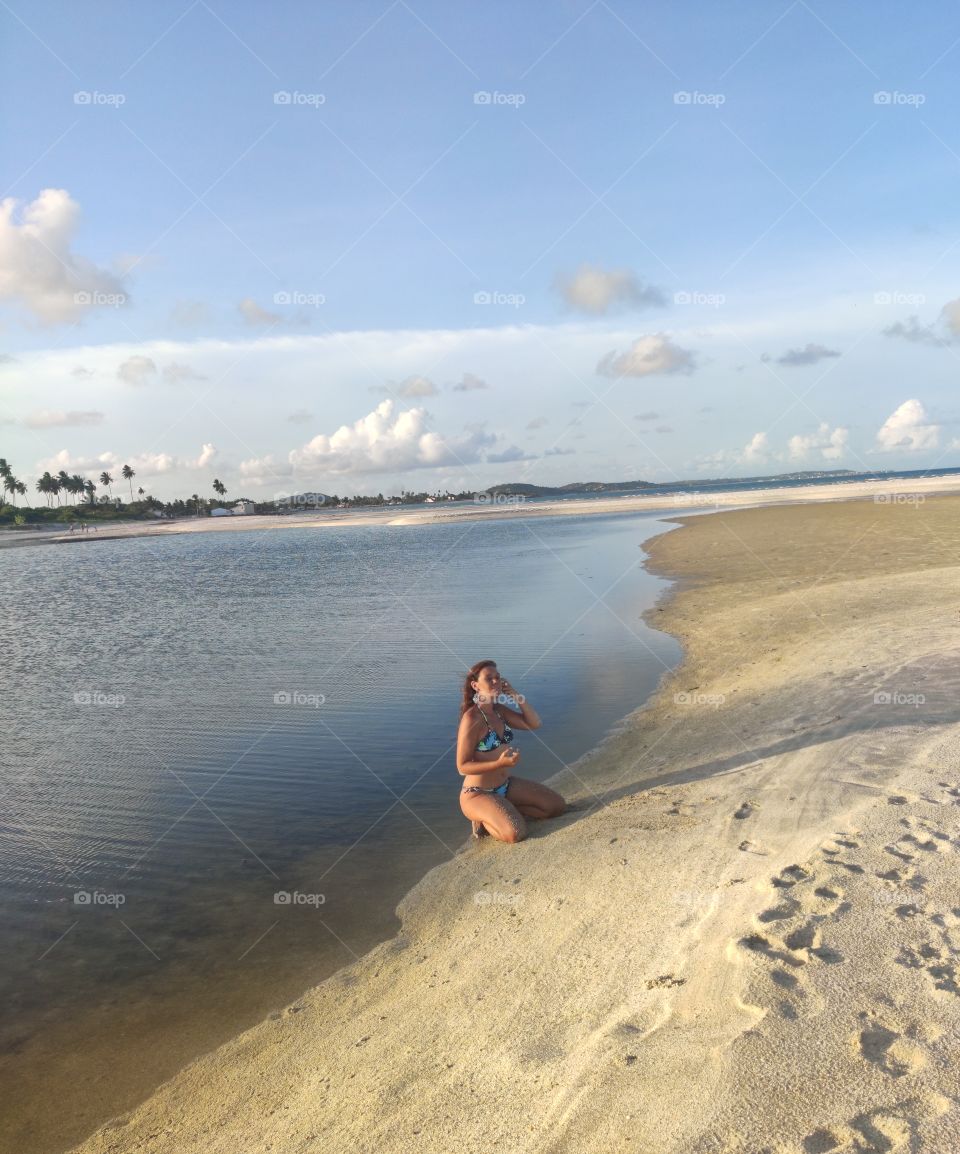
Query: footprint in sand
[
  {"left": 772, "top": 863, "right": 813, "bottom": 889},
  {"left": 803, "top": 1106, "right": 915, "bottom": 1153},
  {"left": 733, "top": 800, "right": 758, "bottom": 820},
  {"left": 855, "top": 1015, "right": 927, "bottom": 1077}
]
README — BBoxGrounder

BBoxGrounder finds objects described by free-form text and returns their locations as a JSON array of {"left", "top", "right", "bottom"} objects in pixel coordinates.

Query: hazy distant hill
[{"left": 485, "top": 470, "right": 858, "bottom": 497}]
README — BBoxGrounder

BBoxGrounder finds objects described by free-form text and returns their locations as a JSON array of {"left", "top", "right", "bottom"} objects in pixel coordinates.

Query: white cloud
[
  {"left": 0, "top": 189, "right": 127, "bottom": 325},
  {"left": 196, "top": 443, "right": 217, "bottom": 468},
  {"left": 288, "top": 399, "right": 497, "bottom": 476},
  {"left": 117, "top": 355, "right": 158, "bottom": 385},
  {"left": 36, "top": 444, "right": 215, "bottom": 479},
  {"left": 597, "top": 333, "right": 696, "bottom": 378},
  {"left": 876, "top": 399, "right": 939, "bottom": 452},
  {"left": 239, "top": 454, "right": 293, "bottom": 485},
  {"left": 239, "top": 298, "right": 281, "bottom": 326},
  {"left": 742, "top": 432, "right": 770, "bottom": 463},
  {"left": 486, "top": 444, "right": 534, "bottom": 463},
  {"left": 787, "top": 422, "right": 849, "bottom": 461},
  {"left": 23, "top": 410, "right": 104, "bottom": 429},
  {"left": 556, "top": 264, "right": 665, "bottom": 315}
]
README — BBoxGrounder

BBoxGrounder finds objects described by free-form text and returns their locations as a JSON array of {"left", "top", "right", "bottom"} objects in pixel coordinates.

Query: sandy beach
[
  {"left": 4, "top": 473, "right": 960, "bottom": 549},
  {"left": 66, "top": 492, "right": 960, "bottom": 1154}
]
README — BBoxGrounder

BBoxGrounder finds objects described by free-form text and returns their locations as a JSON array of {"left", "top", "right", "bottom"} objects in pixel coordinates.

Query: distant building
[
  {"left": 232, "top": 499, "right": 255, "bottom": 515},
  {"left": 210, "top": 507, "right": 231, "bottom": 517}
]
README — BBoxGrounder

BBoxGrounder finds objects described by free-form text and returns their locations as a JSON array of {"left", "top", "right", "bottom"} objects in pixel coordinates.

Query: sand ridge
[{"left": 67, "top": 494, "right": 960, "bottom": 1153}]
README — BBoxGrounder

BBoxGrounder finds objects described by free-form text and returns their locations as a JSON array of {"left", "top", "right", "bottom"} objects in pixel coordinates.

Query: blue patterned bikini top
[{"left": 475, "top": 704, "right": 513, "bottom": 751}]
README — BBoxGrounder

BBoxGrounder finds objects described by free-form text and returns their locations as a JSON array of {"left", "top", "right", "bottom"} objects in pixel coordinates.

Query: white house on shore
[{"left": 232, "top": 499, "right": 255, "bottom": 515}]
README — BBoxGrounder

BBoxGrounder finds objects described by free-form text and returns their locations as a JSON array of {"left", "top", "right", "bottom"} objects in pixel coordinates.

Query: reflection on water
[{"left": 0, "top": 510, "right": 682, "bottom": 1153}]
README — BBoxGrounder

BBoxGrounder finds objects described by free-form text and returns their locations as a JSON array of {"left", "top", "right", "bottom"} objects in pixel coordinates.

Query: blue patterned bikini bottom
[{"left": 462, "top": 776, "right": 512, "bottom": 798}]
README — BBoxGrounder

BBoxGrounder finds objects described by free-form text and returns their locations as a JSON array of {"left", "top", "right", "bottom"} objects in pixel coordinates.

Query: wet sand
[
  {"left": 4, "top": 472, "right": 960, "bottom": 549},
  {"left": 63, "top": 492, "right": 960, "bottom": 1153}
]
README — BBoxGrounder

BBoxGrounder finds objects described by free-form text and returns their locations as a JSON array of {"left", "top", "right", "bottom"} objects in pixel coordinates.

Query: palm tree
[
  {"left": 122, "top": 464, "right": 135, "bottom": 501},
  {"left": 0, "top": 458, "right": 10, "bottom": 505},
  {"left": 99, "top": 471, "right": 113, "bottom": 498},
  {"left": 212, "top": 478, "right": 227, "bottom": 500},
  {"left": 191, "top": 492, "right": 203, "bottom": 516},
  {"left": 137, "top": 486, "right": 145, "bottom": 501},
  {"left": 69, "top": 474, "right": 85, "bottom": 505},
  {"left": 36, "top": 472, "right": 53, "bottom": 506},
  {"left": 15, "top": 480, "right": 27, "bottom": 507},
  {"left": 50, "top": 473, "right": 63, "bottom": 506},
  {"left": 84, "top": 478, "right": 96, "bottom": 505},
  {"left": 4, "top": 473, "right": 20, "bottom": 506}
]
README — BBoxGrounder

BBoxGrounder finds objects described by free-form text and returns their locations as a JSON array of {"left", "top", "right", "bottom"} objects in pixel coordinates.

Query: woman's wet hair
[{"left": 459, "top": 658, "right": 497, "bottom": 717}]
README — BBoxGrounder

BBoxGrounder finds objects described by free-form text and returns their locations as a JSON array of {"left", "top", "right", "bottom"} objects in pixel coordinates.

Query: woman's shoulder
[{"left": 459, "top": 705, "right": 486, "bottom": 730}]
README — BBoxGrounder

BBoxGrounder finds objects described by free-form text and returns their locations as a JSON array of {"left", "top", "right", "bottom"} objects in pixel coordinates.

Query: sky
[{"left": 2, "top": 0, "right": 960, "bottom": 502}]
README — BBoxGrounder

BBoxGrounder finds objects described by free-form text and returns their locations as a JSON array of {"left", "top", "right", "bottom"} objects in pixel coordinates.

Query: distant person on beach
[{"left": 457, "top": 659, "right": 566, "bottom": 842}]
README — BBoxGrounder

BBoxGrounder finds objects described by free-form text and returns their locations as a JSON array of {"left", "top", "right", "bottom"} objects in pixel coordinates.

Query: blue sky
[{"left": 2, "top": 0, "right": 960, "bottom": 500}]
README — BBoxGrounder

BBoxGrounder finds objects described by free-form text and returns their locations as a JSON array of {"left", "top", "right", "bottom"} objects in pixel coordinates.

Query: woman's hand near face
[{"left": 498, "top": 747, "right": 520, "bottom": 767}]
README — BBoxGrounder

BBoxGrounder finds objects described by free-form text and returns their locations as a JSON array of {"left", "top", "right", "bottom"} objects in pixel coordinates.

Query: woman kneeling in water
[{"left": 456, "top": 658, "right": 566, "bottom": 843}]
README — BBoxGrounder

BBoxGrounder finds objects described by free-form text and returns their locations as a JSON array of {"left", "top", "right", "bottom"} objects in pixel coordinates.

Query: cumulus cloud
[
  {"left": 0, "top": 189, "right": 127, "bottom": 325},
  {"left": 556, "top": 264, "right": 666, "bottom": 315},
  {"left": 24, "top": 409, "right": 104, "bottom": 429},
  {"left": 787, "top": 422, "right": 849, "bottom": 461},
  {"left": 597, "top": 333, "right": 696, "bottom": 378},
  {"left": 742, "top": 432, "right": 770, "bottom": 463},
  {"left": 239, "top": 454, "right": 293, "bottom": 484},
  {"left": 881, "top": 299, "right": 960, "bottom": 346},
  {"left": 767, "top": 343, "right": 841, "bottom": 367},
  {"left": 37, "top": 443, "right": 216, "bottom": 479},
  {"left": 288, "top": 399, "right": 496, "bottom": 476},
  {"left": 876, "top": 399, "right": 939, "bottom": 452},
  {"left": 452, "top": 372, "right": 488, "bottom": 391},
  {"left": 117, "top": 355, "right": 158, "bottom": 385},
  {"left": 238, "top": 298, "right": 282, "bottom": 326}
]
